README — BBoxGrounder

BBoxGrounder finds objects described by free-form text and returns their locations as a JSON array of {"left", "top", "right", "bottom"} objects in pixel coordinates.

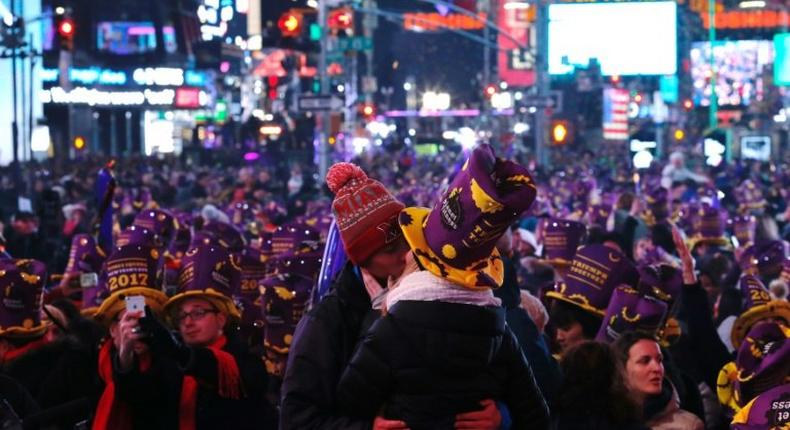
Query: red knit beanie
[{"left": 326, "top": 163, "right": 405, "bottom": 265}]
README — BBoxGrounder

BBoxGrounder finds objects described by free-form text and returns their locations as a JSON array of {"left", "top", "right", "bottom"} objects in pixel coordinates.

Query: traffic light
[
  {"left": 683, "top": 99, "right": 693, "bottom": 110},
  {"left": 73, "top": 136, "right": 86, "bottom": 150},
  {"left": 360, "top": 103, "right": 376, "bottom": 119},
  {"left": 267, "top": 76, "right": 279, "bottom": 100},
  {"left": 551, "top": 121, "right": 571, "bottom": 145},
  {"left": 484, "top": 84, "right": 497, "bottom": 98},
  {"left": 57, "top": 16, "right": 75, "bottom": 50},
  {"left": 278, "top": 11, "right": 303, "bottom": 37},
  {"left": 328, "top": 8, "right": 354, "bottom": 31}
]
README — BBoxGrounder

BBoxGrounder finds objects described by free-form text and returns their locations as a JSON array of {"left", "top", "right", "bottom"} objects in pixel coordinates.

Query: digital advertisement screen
[
  {"left": 775, "top": 33, "right": 790, "bottom": 86},
  {"left": 690, "top": 40, "right": 774, "bottom": 106},
  {"left": 741, "top": 136, "right": 771, "bottom": 161},
  {"left": 96, "top": 22, "right": 177, "bottom": 55},
  {"left": 548, "top": 2, "right": 677, "bottom": 76}
]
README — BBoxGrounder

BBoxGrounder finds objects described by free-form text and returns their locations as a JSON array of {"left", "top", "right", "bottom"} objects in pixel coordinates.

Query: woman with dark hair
[
  {"left": 549, "top": 300, "right": 602, "bottom": 354},
  {"left": 553, "top": 341, "right": 647, "bottom": 430},
  {"left": 614, "top": 332, "right": 704, "bottom": 430}
]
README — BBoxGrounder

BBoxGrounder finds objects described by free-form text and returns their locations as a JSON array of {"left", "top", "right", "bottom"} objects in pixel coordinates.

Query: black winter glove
[{"left": 139, "top": 306, "right": 192, "bottom": 367}]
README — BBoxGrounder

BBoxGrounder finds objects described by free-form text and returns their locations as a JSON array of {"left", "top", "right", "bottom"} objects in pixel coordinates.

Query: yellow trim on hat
[
  {"left": 731, "top": 300, "right": 790, "bottom": 349},
  {"left": 80, "top": 307, "right": 98, "bottom": 319},
  {"left": 399, "top": 207, "right": 503, "bottom": 290},
  {"left": 164, "top": 289, "right": 241, "bottom": 323},
  {"left": 94, "top": 287, "right": 169, "bottom": 326},
  {"left": 717, "top": 361, "right": 740, "bottom": 413},
  {"left": 687, "top": 235, "right": 732, "bottom": 250},
  {"left": 545, "top": 283, "right": 607, "bottom": 316},
  {"left": 0, "top": 320, "right": 51, "bottom": 339},
  {"left": 731, "top": 394, "right": 757, "bottom": 425},
  {"left": 544, "top": 258, "right": 573, "bottom": 268}
]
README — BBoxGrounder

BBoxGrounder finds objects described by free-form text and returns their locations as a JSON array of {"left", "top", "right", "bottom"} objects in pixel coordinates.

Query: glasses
[{"left": 175, "top": 308, "right": 218, "bottom": 325}]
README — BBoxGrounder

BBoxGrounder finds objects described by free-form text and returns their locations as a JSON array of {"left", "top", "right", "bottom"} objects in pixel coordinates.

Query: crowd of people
[{"left": 0, "top": 139, "right": 786, "bottom": 430}]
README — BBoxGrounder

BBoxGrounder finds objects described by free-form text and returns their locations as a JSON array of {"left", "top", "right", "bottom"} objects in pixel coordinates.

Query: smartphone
[
  {"left": 80, "top": 273, "right": 98, "bottom": 288},
  {"left": 125, "top": 295, "right": 146, "bottom": 315}
]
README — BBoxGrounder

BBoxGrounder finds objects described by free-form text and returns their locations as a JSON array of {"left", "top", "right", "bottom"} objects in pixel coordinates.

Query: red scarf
[
  {"left": 2, "top": 336, "right": 51, "bottom": 365},
  {"left": 92, "top": 341, "right": 151, "bottom": 430},
  {"left": 92, "top": 336, "right": 242, "bottom": 430}
]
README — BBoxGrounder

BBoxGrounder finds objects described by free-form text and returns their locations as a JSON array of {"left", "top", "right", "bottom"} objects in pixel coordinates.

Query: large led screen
[
  {"left": 548, "top": 2, "right": 677, "bottom": 76},
  {"left": 690, "top": 40, "right": 774, "bottom": 106}
]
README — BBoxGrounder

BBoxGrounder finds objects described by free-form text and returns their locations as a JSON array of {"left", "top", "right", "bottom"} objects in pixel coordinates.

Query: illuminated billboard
[
  {"left": 775, "top": 33, "right": 790, "bottom": 86},
  {"left": 548, "top": 2, "right": 677, "bottom": 76},
  {"left": 690, "top": 40, "right": 774, "bottom": 106}
]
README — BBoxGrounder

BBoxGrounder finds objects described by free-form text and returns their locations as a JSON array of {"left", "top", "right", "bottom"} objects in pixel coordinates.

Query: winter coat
[
  {"left": 645, "top": 384, "right": 704, "bottom": 430},
  {"left": 553, "top": 414, "right": 649, "bottom": 430},
  {"left": 279, "top": 263, "right": 379, "bottom": 430},
  {"left": 337, "top": 271, "right": 550, "bottom": 430},
  {"left": 106, "top": 334, "right": 273, "bottom": 430},
  {"left": 496, "top": 255, "right": 562, "bottom": 402},
  {"left": 3, "top": 333, "right": 101, "bottom": 429}
]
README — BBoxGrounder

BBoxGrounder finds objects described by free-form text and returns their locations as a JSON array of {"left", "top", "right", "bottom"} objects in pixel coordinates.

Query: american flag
[{"left": 603, "top": 88, "right": 629, "bottom": 141}]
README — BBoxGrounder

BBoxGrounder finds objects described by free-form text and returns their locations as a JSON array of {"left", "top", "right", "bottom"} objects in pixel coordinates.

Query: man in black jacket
[
  {"left": 280, "top": 162, "right": 505, "bottom": 430},
  {"left": 280, "top": 162, "right": 411, "bottom": 430}
]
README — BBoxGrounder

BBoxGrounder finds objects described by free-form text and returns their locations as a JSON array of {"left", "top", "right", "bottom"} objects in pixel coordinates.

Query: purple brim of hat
[{"left": 730, "top": 383, "right": 790, "bottom": 430}]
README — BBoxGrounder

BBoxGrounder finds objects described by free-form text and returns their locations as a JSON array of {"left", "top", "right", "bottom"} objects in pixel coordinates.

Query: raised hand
[{"left": 671, "top": 224, "right": 697, "bottom": 285}]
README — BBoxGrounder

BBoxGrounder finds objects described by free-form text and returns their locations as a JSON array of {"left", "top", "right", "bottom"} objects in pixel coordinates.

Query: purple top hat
[
  {"left": 546, "top": 244, "right": 640, "bottom": 316},
  {"left": 542, "top": 219, "right": 586, "bottom": 267},
  {"left": 730, "top": 383, "right": 790, "bottom": 430},
  {"left": 729, "top": 215, "right": 757, "bottom": 247},
  {"left": 644, "top": 186, "right": 670, "bottom": 226},
  {"left": 399, "top": 144, "right": 537, "bottom": 289},
  {"left": 731, "top": 275, "right": 790, "bottom": 349},
  {"left": 271, "top": 251, "right": 323, "bottom": 284},
  {"left": 116, "top": 225, "right": 164, "bottom": 250},
  {"left": 133, "top": 209, "right": 178, "bottom": 250},
  {"left": 236, "top": 246, "right": 269, "bottom": 328},
  {"left": 754, "top": 241, "right": 788, "bottom": 272},
  {"left": 93, "top": 244, "right": 167, "bottom": 324},
  {"left": 271, "top": 223, "right": 321, "bottom": 256},
  {"left": 739, "top": 241, "right": 789, "bottom": 274},
  {"left": 734, "top": 180, "right": 767, "bottom": 215},
  {"left": 595, "top": 286, "right": 668, "bottom": 343},
  {"left": 0, "top": 259, "right": 49, "bottom": 338},
  {"left": 63, "top": 234, "right": 106, "bottom": 276},
  {"left": 637, "top": 264, "right": 684, "bottom": 307},
  {"left": 260, "top": 273, "right": 312, "bottom": 355},
  {"left": 689, "top": 205, "right": 730, "bottom": 249},
  {"left": 199, "top": 221, "right": 246, "bottom": 252},
  {"left": 733, "top": 321, "right": 790, "bottom": 407},
  {"left": 166, "top": 243, "right": 242, "bottom": 321}
]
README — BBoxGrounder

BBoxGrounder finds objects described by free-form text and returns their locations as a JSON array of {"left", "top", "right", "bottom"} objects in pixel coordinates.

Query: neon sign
[
  {"left": 41, "top": 67, "right": 209, "bottom": 88},
  {"left": 403, "top": 12, "right": 487, "bottom": 32},
  {"left": 40, "top": 86, "right": 181, "bottom": 107}
]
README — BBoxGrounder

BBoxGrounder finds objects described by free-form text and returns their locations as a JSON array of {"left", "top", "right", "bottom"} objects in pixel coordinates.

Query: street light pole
[
  {"left": 10, "top": 0, "right": 21, "bottom": 190},
  {"left": 535, "top": 0, "right": 551, "bottom": 168},
  {"left": 318, "top": 0, "right": 330, "bottom": 183},
  {"left": 708, "top": 0, "right": 717, "bottom": 129}
]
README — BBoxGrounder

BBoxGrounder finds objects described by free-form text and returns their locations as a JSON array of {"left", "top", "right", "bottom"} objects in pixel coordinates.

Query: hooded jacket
[{"left": 279, "top": 263, "right": 379, "bottom": 430}]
